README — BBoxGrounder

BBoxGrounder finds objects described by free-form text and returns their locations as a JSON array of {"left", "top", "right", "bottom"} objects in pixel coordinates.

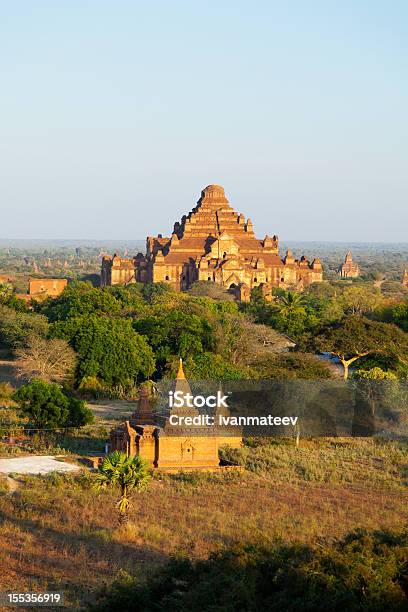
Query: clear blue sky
[{"left": 0, "top": 1, "right": 407, "bottom": 241}]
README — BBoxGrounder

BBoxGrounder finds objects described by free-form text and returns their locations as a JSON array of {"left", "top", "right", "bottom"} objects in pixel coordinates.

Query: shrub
[
  {"left": 13, "top": 379, "right": 94, "bottom": 429},
  {"left": 78, "top": 376, "right": 106, "bottom": 398},
  {"left": 0, "top": 382, "right": 15, "bottom": 405},
  {"left": 90, "top": 529, "right": 408, "bottom": 611}
]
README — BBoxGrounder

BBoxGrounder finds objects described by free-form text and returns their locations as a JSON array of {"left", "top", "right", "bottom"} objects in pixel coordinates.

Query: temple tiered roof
[{"left": 101, "top": 184, "right": 323, "bottom": 295}]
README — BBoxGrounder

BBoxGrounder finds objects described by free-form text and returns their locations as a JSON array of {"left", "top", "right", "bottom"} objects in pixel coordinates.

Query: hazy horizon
[
  {"left": 2, "top": 238, "right": 408, "bottom": 249},
  {"left": 1, "top": 1, "right": 407, "bottom": 241}
]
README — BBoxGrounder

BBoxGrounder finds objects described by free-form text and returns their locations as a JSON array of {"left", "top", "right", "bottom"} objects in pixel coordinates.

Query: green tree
[
  {"left": 13, "top": 379, "right": 94, "bottom": 429},
  {"left": 304, "top": 284, "right": 344, "bottom": 324},
  {"left": 352, "top": 368, "right": 403, "bottom": 433},
  {"left": 66, "top": 396, "right": 95, "bottom": 427},
  {"left": 90, "top": 530, "right": 408, "bottom": 612},
  {"left": 106, "top": 284, "right": 146, "bottom": 311},
  {"left": 274, "top": 290, "right": 306, "bottom": 317},
  {"left": 314, "top": 316, "right": 408, "bottom": 379},
  {"left": 0, "top": 283, "right": 12, "bottom": 300},
  {"left": 37, "top": 281, "right": 123, "bottom": 322},
  {"left": 187, "top": 295, "right": 238, "bottom": 316},
  {"left": 0, "top": 306, "right": 48, "bottom": 349},
  {"left": 134, "top": 311, "right": 214, "bottom": 373},
  {"left": 51, "top": 316, "right": 155, "bottom": 387},
  {"left": 249, "top": 285, "right": 267, "bottom": 305},
  {"left": 250, "top": 352, "right": 335, "bottom": 380},
  {"left": 244, "top": 290, "right": 320, "bottom": 342},
  {"left": 95, "top": 451, "right": 150, "bottom": 517},
  {"left": 353, "top": 367, "right": 397, "bottom": 380},
  {"left": 141, "top": 282, "right": 172, "bottom": 303},
  {"left": 339, "top": 285, "right": 383, "bottom": 316},
  {"left": 272, "top": 292, "right": 323, "bottom": 339},
  {"left": 390, "top": 300, "right": 408, "bottom": 332},
  {"left": 174, "top": 353, "right": 249, "bottom": 380},
  {"left": 0, "top": 283, "right": 30, "bottom": 312}
]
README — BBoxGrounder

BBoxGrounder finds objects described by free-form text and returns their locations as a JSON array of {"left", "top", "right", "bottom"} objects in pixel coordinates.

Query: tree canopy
[
  {"left": 90, "top": 530, "right": 408, "bottom": 612},
  {"left": 0, "top": 283, "right": 30, "bottom": 312},
  {"left": 313, "top": 316, "right": 408, "bottom": 379},
  {"left": 15, "top": 336, "right": 76, "bottom": 383},
  {"left": 37, "top": 281, "right": 124, "bottom": 322},
  {"left": 51, "top": 315, "right": 155, "bottom": 387},
  {"left": 13, "top": 379, "right": 94, "bottom": 429},
  {"left": 134, "top": 310, "right": 214, "bottom": 374},
  {"left": 4, "top": 268, "right": 407, "bottom": 395},
  {"left": 0, "top": 305, "right": 49, "bottom": 349}
]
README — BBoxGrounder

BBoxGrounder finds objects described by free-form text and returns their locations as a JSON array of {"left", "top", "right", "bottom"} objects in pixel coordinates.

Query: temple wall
[
  {"left": 136, "top": 428, "right": 157, "bottom": 467},
  {"left": 156, "top": 436, "right": 220, "bottom": 468},
  {"left": 152, "top": 263, "right": 184, "bottom": 290},
  {"left": 28, "top": 278, "right": 67, "bottom": 297},
  {"left": 339, "top": 265, "right": 360, "bottom": 278},
  {"left": 111, "top": 268, "right": 135, "bottom": 285}
]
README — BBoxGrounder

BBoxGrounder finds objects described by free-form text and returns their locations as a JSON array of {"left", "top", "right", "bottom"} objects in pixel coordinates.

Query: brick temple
[
  {"left": 110, "top": 359, "right": 242, "bottom": 471},
  {"left": 338, "top": 251, "right": 361, "bottom": 278},
  {"left": 28, "top": 278, "right": 68, "bottom": 298},
  {"left": 101, "top": 184, "right": 323, "bottom": 298}
]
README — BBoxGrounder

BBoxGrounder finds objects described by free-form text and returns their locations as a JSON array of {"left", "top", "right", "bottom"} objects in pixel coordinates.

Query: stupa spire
[
  {"left": 130, "top": 385, "right": 155, "bottom": 426},
  {"left": 170, "top": 357, "right": 198, "bottom": 417},
  {"left": 177, "top": 357, "right": 186, "bottom": 379}
]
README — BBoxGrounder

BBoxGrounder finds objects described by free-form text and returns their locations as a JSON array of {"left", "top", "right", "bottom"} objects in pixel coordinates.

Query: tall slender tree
[{"left": 95, "top": 451, "right": 150, "bottom": 518}]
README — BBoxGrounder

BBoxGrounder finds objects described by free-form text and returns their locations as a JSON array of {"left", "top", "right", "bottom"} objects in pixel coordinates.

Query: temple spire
[
  {"left": 170, "top": 357, "right": 198, "bottom": 417},
  {"left": 176, "top": 357, "right": 186, "bottom": 380},
  {"left": 130, "top": 385, "right": 155, "bottom": 426}
]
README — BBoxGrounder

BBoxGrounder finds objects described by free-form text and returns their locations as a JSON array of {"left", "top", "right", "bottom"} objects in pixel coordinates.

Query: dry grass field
[{"left": 0, "top": 437, "right": 406, "bottom": 610}]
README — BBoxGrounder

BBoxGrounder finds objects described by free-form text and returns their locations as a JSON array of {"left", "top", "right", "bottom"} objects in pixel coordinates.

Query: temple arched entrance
[{"left": 225, "top": 273, "right": 241, "bottom": 287}]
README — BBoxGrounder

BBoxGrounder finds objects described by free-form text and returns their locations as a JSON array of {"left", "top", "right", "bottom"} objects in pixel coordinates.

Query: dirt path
[
  {"left": 0, "top": 456, "right": 80, "bottom": 475},
  {"left": 88, "top": 399, "right": 135, "bottom": 421}
]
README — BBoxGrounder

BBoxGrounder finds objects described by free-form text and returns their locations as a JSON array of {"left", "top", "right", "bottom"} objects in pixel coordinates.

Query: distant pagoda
[{"left": 338, "top": 251, "right": 360, "bottom": 278}]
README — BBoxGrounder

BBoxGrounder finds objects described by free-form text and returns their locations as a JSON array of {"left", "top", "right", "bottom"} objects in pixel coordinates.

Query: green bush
[
  {"left": 13, "top": 379, "right": 94, "bottom": 429},
  {"left": 90, "top": 529, "right": 408, "bottom": 611},
  {"left": 78, "top": 376, "right": 106, "bottom": 398}
]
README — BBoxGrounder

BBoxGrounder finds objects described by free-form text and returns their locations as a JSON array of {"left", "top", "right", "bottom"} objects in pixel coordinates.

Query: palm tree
[
  {"left": 95, "top": 451, "right": 150, "bottom": 517},
  {"left": 274, "top": 291, "right": 306, "bottom": 317}
]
